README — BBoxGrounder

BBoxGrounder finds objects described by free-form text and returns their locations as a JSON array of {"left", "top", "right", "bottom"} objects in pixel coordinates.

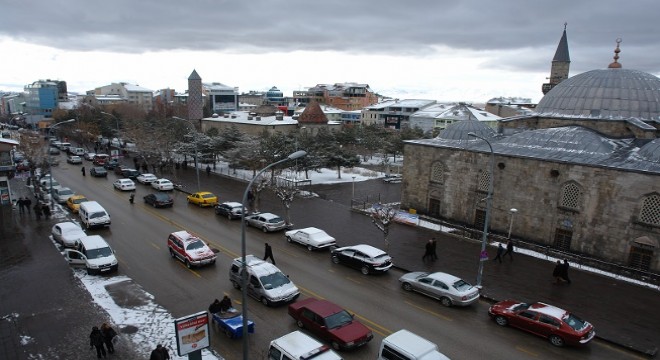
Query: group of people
[
  {"left": 492, "top": 240, "right": 515, "bottom": 263},
  {"left": 16, "top": 196, "right": 51, "bottom": 219},
  {"left": 208, "top": 295, "right": 236, "bottom": 314},
  {"left": 553, "top": 259, "right": 572, "bottom": 284},
  {"left": 422, "top": 238, "right": 438, "bottom": 261},
  {"left": 88, "top": 323, "right": 117, "bottom": 359}
]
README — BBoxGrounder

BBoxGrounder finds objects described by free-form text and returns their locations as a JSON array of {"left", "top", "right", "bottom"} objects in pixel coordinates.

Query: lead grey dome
[
  {"left": 437, "top": 120, "right": 495, "bottom": 141},
  {"left": 535, "top": 68, "right": 660, "bottom": 121}
]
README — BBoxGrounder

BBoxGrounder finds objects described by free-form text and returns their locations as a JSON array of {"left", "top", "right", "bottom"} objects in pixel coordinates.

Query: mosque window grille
[
  {"left": 430, "top": 162, "right": 445, "bottom": 183},
  {"left": 638, "top": 194, "right": 660, "bottom": 227},
  {"left": 477, "top": 171, "right": 491, "bottom": 193},
  {"left": 559, "top": 182, "right": 582, "bottom": 211}
]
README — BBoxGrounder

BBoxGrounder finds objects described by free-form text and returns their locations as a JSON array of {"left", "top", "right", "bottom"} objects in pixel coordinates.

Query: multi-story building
[
  {"left": 0, "top": 92, "right": 27, "bottom": 117},
  {"left": 361, "top": 99, "right": 436, "bottom": 129},
  {"left": 484, "top": 97, "right": 536, "bottom": 118},
  {"left": 300, "top": 83, "right": 379, "bottom": 111},
  {"left": 0, "top": 137, "right": 19, "bottom": 206},
  {"left": 90, "top": 82, "right": 154, "bottom": 112},
  {"left": 24, "top": 79, "right": 68, "bottom": 118},
  {"left": 204, "top": 82, "right": 238, "bottom": 114},
  {"left": 409, "top": 102, "right": 501, "bottom": 135}
]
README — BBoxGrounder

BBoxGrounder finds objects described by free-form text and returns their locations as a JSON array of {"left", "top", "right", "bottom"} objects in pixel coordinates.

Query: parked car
[
  {"left": 53, "top": 187, "right": 75, "bottom": 204},
  {"left": 285, "top": 227, "right": 337, "bottom": 251},
  {"left": 186, "top": 191, "right": 218, "bottom": 207},
  {"left": 488, "top": 300, "right": 596, "bottom": 347},
  {"left": 244, "top": 212, "right": 287, "bottom": 233},
  {"left": 83, "top": 152, "right": 96, "bottom": 161},
  {"left": 48, "top": 147, "right": 60, "bottom": 155},
  {"left": 288, "top": 298, "right": 373, "bottom": 350},
  {"left": 214, "top": 201, "right": 245, "bottom": 220},
  {"left": 51, "top": 222, "right": 86, "bottom": 248},
  {"left": 167, "top": 230, "right": 216, "bottom": 268},
  {"left": 66, "top": 194, "right": 88, "bottom": 213},
  {"left": 398, "top": 271, "right": 480, "bottom": 307},
  {"left": 103, "top": 158, "right": 119, "bottom": 169},
  {"left": 113, "top": 165, "right": 128, "bottom": 175},
  {"left": 136, "top": 173, "right": 158, "bottom": 184},
  {"left": 331, "top": 244, "right": 393, "bottom": 275},
  {"left": 89, "top": 166, "right": 108, "bottom": 177},
  {"left": 143, "top": 193, "right": 174, "bottom": 208},
  {"left": 151, "top": 178, "right": 174, "bottom": 191},
  {"left": 113, "top": 178, "right": 136, "bottom": 191},
  {"left": 229, "top": 255, "right": 300, "bottom": 306},
  {"left": 120, "top": 168, "right": 140, "bottom": 180},
  {"left": 66, "top": 155, "right": 83, "bottom": 164},
  {"left": 93, "top": 154, "right": 110, "bottom": 166}
]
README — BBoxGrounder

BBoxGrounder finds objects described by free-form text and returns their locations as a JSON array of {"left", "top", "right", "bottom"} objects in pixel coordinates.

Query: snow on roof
[
  {"left": 204, "top": 111, "right": 298, "bottom": 125},
  {"left": 122, "top": 84, "right": 153, "bottom": 92}
]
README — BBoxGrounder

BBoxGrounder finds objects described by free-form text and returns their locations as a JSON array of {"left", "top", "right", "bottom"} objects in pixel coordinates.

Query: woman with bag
[{"left": 100, "top": 323, "right": 117, "bottom": 354}]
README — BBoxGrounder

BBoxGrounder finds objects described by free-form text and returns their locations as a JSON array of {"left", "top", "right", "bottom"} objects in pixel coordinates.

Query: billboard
[{"left": 173, "top": 311, "right": 210, "bottom": 356}]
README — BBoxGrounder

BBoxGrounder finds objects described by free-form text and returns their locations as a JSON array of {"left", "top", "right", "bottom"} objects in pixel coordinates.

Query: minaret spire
[
  {"left": 542, "top": 24, "right": 571, "bottom": 95},
  {"left": 608, "top": 38, "right": 623, "bottom": 69}
]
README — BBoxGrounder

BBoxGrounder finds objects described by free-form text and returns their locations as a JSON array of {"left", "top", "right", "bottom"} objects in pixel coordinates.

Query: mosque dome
[
  {"left": 638, "top": 138, "right": 660, "bottom": 163},
  {"left": 535, "top": 68, "right": 660, "bottom": 122},
  {"left": 437, "top": 120, "right": 495, "bottom": 141}
]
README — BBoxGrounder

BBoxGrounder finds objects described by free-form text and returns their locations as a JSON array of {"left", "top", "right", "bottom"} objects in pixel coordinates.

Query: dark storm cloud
[{"left": 3, "top": 0, "right": 659, "bottom": 74}]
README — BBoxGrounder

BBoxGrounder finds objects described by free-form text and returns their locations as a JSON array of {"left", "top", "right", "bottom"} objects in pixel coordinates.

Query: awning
[{"left": 633, "top": 236, "right": 658, "bottom": 248}]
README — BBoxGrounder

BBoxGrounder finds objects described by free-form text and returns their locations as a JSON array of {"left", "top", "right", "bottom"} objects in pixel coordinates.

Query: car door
[
  {"left": 510, "top": 310, "right": 540, "bottom": 333},
  {"left": 535, "top": 314, "right": 562, "bottom": 339},
  {"left": 63, "top": 249, "right": 87, "bottom": 266},
  {"left": 414, "top": 277, "right": 435, "bottom": 296},
  {"left": 349, "top": 250, "right": 367, "bottom": 270},
  {"left": 299, "top": 308, "right": 321, "bottom": 335},
  {"left": 248, "top": 275, "right": 262, "bottom": 300},
  {"left": 297, "top": 232, "right": 310, "bottom": 246},
  {"left": 431, "top": 280, "right": 450, "bottom": 300},
  {"left": 337, "top": 249, "right": 355, "bottom": 267}
]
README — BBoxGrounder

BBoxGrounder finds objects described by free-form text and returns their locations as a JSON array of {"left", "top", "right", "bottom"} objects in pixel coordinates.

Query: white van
[
  {"left": 268, "top": 331, "right": 342, "bottom": 360},
  {"left": 79, "top": 201, "right": 111, "bottom": 229},
  {"left": 229, "top": 255, "right": 300, "bottom": 306},
  {"left": 378, "top": 330, "right": 450, "bottom": 360},
  {"left": 63, "top": 235, "right": 118, "bottom": 275}
]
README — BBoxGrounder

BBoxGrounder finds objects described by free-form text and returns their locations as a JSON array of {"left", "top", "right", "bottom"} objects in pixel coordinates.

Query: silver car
[
  {"left": 51, "top": 222, "right": 86, "bottom": 248},
  {"left": 244, "top": 212, "right": 287, "bottom": 232},
  {"left": 398, "top": 271, "right": 480, "bottom": 307}
]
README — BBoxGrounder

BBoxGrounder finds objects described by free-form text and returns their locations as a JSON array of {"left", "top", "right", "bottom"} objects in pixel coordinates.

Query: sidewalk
[{"left": 176, "top": 164, "right": 659, "bottom": 356}]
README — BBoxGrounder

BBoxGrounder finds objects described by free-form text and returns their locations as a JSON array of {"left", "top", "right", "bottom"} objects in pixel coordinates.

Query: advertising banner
[{"left": 174, "top": 311, "right": 210, "bottom": 356}]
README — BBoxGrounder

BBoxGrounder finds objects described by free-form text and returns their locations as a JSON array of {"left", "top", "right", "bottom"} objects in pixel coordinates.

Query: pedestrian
[
  {"left": 150, "top": 344, "right": 170, "bottom": 360},
  {"left": 561, "top": 259, "right": 572, "bottom": 284},
  {"left": 208, "top": 298, "right": 222, "bottom": 314},
  {"left": 247, "top": 190, "right": 255, "bottom": 213},
  {"left": 89, "top": 326, "right": 107, "bottom": 359},
  {"left": 264, "top": 243, "right": 276, "bottom": 265},
  {"left": 34, "top": 203, "right": 42, "bottom": 220},
  {"left": 81, "top": 166, "right": 86, "bottom": 176},
  {"left": 431, "top": 237, "right": 438, "bottom": 261},
  {"left": 552, "top": 260, "right": 564, "bottom": 284},
  {"left": 100, "top": 322, "right": 117, "bottom": 354},
  {"left": 24, "top": 197, "right": 32, "bottom": 214},
  {"left": 129, "top": 191, "right": 135, "bottom": 204},
  {"left": 42, "top": 204, "right": 51, "bottom": 219},
  {"left": 142, "top": 163, "right": 148, "bottom": 173},
  {"left": 17, "top": 197, "right": 25, "bottom": 214},
  {"left": 133, "top": 158, "right": 139, "bottom": 169},
  {"left": 206, "top": 165, "right": 211, "bottom": 176},
  {"left": 492, "top": 243, "right": 505, "bottom": 263},
  {"left": 422, "top": 239, "right": 434, "bottom": 261},
  {"left": 503, "top": 239, "right": 514, "bottom": 260}
]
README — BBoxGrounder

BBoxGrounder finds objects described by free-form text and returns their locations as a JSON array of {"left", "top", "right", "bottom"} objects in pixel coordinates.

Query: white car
[
  {"left": 52, "top": 187, "right": 75, "bottom": 204},
  {"left": 151, "top": 178, "right": 174, "bottom": 191},
  {"left": 244, "top": 212, "right": 287, "bottom": 232},
  {"left": 113, "top": 178, "right": 136, "bottom": 191},
  {"left": 136, "top": 173, "right": 158, "bottom": 184},
  {"left": 51, "top": 222, "right": 86, "bottom": 248},
  {"left": 66, "top": 155, "right": 83, "bottom": 164},
  {"left": 83, "top": 152, "right": 96, "bottom": 161},
  {"left": 285, "top": 227, "right": 337, "bottom": 251},
  {"left": 398, "top": 271, "right": 480, "bottom": 307}
]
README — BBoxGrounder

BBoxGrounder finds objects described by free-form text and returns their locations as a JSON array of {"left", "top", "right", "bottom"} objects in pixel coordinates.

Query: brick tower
[{"left": 187, "top": 70, "right": 203, "bottom": 121}]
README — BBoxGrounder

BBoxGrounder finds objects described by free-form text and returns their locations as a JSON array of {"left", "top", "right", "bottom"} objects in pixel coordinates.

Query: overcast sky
[{"left": 2, "top": 0, "right": 659, "bottom": 103}]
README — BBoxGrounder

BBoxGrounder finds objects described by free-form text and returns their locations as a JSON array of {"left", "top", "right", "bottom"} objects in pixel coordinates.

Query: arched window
[
  {"left": 559, "top": 182, "right": 582, "bottom": 211},
  {"left": 430, "top": 162, "right": 445, "bottom": 183},
  {"left": 638, "top": 194, "right": 660, "bottom": 226},
  {"left": 477, "top": 170, "right": 491, "bottom": 192}
]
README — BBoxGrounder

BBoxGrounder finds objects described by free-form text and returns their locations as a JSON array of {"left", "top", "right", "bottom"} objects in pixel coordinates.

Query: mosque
[{"left": 400, "top": 30, "right": 660, "bottom": 272}]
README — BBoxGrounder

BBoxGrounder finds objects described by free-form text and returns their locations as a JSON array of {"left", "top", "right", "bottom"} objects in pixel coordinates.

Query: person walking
[
  {"left": 206, "top": 165, "right": 211, "bottom": 176},
  {"left": 89, "top": 326, "right": 107, "bottom": 359},
  {"left": 561, "top": 259, "right": 572, "bottom": 284},
  {"left": 17, "top": 197, "right": 25, "bottom": 214},
  {"left": 129, "top": 191, "right": 135, "bottom": 204},
  {"left": 492, "top": 243, "right": 505, "bottom": 263},
  {"left": 264, "top": 243, "right": 276, "bottom": 265},
  {"left": 553, "top": 260, "right": 564, "bottom": 284},
  {"left": 431, "top": 237, "right": 438, "bottom": 261},
  {"left": 81, "top": 166, "right": 86, "bottom": 176},
  {"left": 100, "top": 322, "right": 117, "bottom": 354},
  {"left": 34, "top": 203, "right": 42, "bottom": 220},
  {"left": 24, "top": 197, "right": 32, "bottom": 215},
  {"left": 422, "top": 239, "right": 434, "bottom": 261},
  {"left": 150, "top": 344, "right": 170, "bottom": 360},
  {"left": 42, "top": 204, "right": 51, "bottom": 219},
  {"left": 503, "top": 239, "right": 514, "bottom": 261}
]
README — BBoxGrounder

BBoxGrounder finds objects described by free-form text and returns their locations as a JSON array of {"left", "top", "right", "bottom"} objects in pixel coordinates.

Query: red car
[
  {"left": 488, "top": 300, "right": 595, "bottom": 347},
  {"left": 288, "top": 298, "right": 373, "bottom": 350},
  {"left": 167, "top": 230, "right": 217, "bottom": 268}
]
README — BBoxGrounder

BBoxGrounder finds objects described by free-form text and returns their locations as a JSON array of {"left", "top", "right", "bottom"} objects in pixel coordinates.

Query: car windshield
[
  {"left": 86, "top": 247, "right": 113, "bottom": 259},
  {"left": 324, "top": 310, "right": 353, "bottom": 329},
  {"left": 267, "top": 217, "right": 283, "bottom": 224},
  {"left": 154, "top": 194, "right": 169, "bottom": 201},
  {"left": 90, "top": 212, "right": 106, "bottom": 219},
  {"left": 415, "top": 272, "right": 431, "bottom": 279},
  {"left": 59, "top": 189, "right": 74, "bottom": 195},
  {"left": 564, "top": 313, "right": 589, "bottom": 331},
  {"left": 185, "top": 240, "right": 206, "bottom": 251},
  {"left": 452, "top": 279, "right": 473, "bottom": 291},
  {"left": 202, "top": 194, "right": 215, "bottom": 199},
  {"left": 259, "top": 272, "right": 291, "bottom": 290},
  {"left": 73, "top": 198, "right": 87, "bottom": 204}
]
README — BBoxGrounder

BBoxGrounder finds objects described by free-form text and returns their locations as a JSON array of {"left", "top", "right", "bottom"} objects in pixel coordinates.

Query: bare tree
[
  {"left": 371, "top": 203, "right": 399, "bottom": 251},
  {"left": 273, "top": 185, "right": 298, "bottom": 227}
]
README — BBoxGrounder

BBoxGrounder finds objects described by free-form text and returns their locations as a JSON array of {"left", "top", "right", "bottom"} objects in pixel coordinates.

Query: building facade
[{"left": 90, "top": 82, "right": 154, "bottom": 112}]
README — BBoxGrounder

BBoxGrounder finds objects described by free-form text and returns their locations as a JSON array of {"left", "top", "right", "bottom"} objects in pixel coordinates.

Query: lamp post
[
  {"left": 352, "top": 176, "right": 356, "bottom": 198},
  {"left": 468, "top": 132, "right": 495, "bottom": 288},
  {"left": 100, "top": 111, "right": 121, "bottom": 160},
  {"left": 239, "top": 150, "right": 306, "bottom": 359},
  {"left": 171, "top": 116, "right": 200, "bottom": 191},
  {"left": 507, "top": 208, "right": 518, "bottom": 239},
  {"left": 48, "top": 119, "right": 76, "bottom": 209}
]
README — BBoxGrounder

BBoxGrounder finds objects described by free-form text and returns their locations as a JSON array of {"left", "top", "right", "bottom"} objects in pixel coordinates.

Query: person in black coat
[
  {"left": 553, "top": 260, "right": 564, "bottom": 284},
  {"left": 503, "top": 239, "right": 514, "bottom": 260},
  {"left": 42, "top": 204, "right": 51, "bottom": 219},
  {"left": 150, "top": 344, "right": 170, "bottom": 360},
  {"left": 89, "top": 326, "right": 107, "bottom": 358},
  {"left": 422, "top": 239, "right": 434, "bottom": 261},
  {"left": 561, "top": 259, "right": 572, "bottom": 284},
  {"left": 208, "top": 299, "right": 222, "bottom": 314},
  {"left": 100, "top": 323, "right": 117, "bottom": 354},
  {"left": 264, "top": 243, "right": 276, "bottom": 265},
  {"left": 492, "top": 243, "right": 505, "bottom": 263}
]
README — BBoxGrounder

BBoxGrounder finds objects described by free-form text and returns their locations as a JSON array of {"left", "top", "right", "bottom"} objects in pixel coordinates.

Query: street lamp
[
  {"left": 100, "top": 111, "right": 121, "bottom": 160},
  {"left": 507, "top": 208, "right": 518, "bottom": 239},
  {"left": 468, "top": 132, "right": 495, "bottom": 288},
  {"left": 48, "top": 119, "right": 76, "bottom": 209},
  {"left": 352, "top": 176, "right": 356, "bottom": 198},
  {"left": 171, "top": 116, "right": 200, "bottom": 191},
  {"left": 239, "top": 150, "right": 306, "bottom": 359}
]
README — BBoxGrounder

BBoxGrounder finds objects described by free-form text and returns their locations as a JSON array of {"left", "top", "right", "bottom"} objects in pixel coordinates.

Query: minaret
[
  {"left": 542, "top": 23, "right": 571, "bottom": 95},
  {"left": 187, "top": 70, "right": 203, "bottom": 121}
]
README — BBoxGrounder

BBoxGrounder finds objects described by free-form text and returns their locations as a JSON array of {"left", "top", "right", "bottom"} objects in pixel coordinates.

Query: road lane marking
[
  {"left": 514, "top": 346, "right": 538, "bottom": 357},
  {"left": 593, "top": 340, "right": 648, "bottom": 359},
  {"left": 404, "top": 300, "right": 453, "bottom": 322},
  {"left": 346, "top": 277, "right": 362, "bottom": 285}
]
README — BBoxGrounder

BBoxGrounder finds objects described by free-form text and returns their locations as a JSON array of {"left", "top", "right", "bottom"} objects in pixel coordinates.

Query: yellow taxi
[
  {"left": 66, "top": 195, "right": 89, "bottom": 213},
  {"left": 186, "top": 192, "right": 218, "bottom": 207}
]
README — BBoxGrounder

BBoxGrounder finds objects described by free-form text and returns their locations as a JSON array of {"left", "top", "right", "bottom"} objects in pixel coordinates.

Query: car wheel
[
  {"left": 286, "top": 236, "right": 293, "bottom": 243},
  {"left": 361, "top": 266, "right": 370, "bottom": 275},
  {"left": 169, "top": 249, "right": 176, "bottom": 258},
  {"left": 307, "top": 245, "right": 313, "bottom": 251},
  {"left": 494, "top": 316, "right": 508, "bottom": 326},
  {"left": 231, "top": 281, "right": 240, "bottom": 289},
  {"left": 185, "top": 260, "right": 192, "bottom": 269},
  {"left": 331, "top": 256, "right": 340, "bottom": 264},
  {"left": 440, "top": 297, "right": 452, "bottom": 307},
  {"left": 331, "top": 341, "right": 341, "bottom": 351},
  {"left": 549, "top": 335, "right": 565, "bottom": 347},
  {"left": 262, "top": 227, "right": 268, "bottom": 233},
  {"left": 261, "top": 297, "right": 270, "bottom": 306},
  {"left": 402, "top": 283, "right": 413, "bottom": 291},
  {"left": 296, "top": 320, "right": 304, "bottom": 329}
]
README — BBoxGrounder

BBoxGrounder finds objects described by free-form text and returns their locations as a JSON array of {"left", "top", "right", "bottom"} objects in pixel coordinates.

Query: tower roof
[
  {"left": 552, "top": 24, "right": 570, "bottom": 63},
  {"left": 298, "top": 100, "right": 328, "bottom": 124},
  {"left": 188, "top": 70, "right": 201, "bottom": 81}
]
